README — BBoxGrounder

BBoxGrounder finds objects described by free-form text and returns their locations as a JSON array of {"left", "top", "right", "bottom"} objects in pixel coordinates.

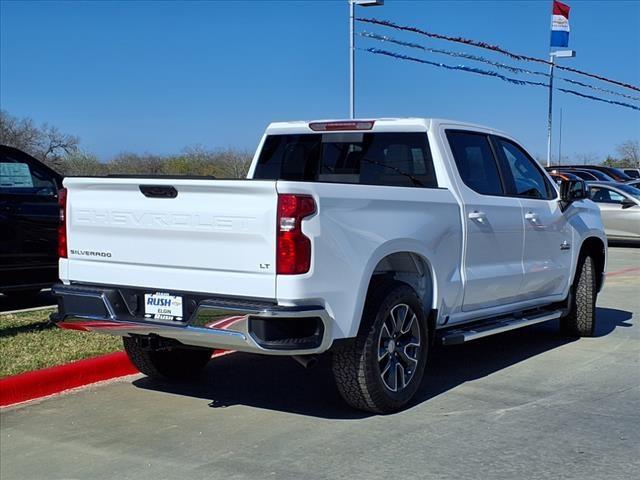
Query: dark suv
[{"left": 1, "top": 145, "right": 63, "bottom": 299}]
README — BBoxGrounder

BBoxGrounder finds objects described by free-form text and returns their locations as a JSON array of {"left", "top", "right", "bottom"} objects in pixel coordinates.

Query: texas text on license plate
[{"left": 144, "top": 293, "right": 183, "bottom": 321}]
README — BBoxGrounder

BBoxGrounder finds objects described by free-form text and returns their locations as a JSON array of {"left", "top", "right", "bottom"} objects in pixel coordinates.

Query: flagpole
[
  {"left": 546, "top": 54, "right": 555, "bottom": 167},
  {"left": 348, "top": 1, "right": 384, "bottom": 119}
]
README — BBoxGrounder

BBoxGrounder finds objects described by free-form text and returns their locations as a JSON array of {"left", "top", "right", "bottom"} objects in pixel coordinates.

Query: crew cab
[{"left": 52, "top": 119, "right": 607, "bottom": 413}]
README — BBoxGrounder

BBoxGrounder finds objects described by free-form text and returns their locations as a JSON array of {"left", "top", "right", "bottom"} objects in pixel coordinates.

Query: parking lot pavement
[{"left": 1, "top": 248, "right": 638, "bottom": 480}]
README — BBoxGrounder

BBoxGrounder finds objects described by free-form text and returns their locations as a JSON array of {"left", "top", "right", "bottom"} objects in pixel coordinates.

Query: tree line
[
  {"left": 0, "top": 110, "right": 252, "bottom": 178},
  {"left": 1, "top": 110, "right": 638, "bottom": 177}
]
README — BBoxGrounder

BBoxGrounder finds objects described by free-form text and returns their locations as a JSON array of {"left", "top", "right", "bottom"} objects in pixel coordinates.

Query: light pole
[
  {"left": 349, "top": 0, "right": 384, "bottom": 119},
  {"left": 558, "top": 107, "right": 563, "bottom": 165},
  {"left": 546, "top": 49, "right": 575, "bottom": 167}
]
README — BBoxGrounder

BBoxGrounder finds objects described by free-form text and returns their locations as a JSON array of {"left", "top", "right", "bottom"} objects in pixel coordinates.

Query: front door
[{"left": 491, "top": 136, "right": 572, "bottom": 300}]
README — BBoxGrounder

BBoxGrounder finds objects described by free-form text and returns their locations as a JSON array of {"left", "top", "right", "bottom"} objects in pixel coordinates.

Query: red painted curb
[
  {"left": 606, "top": 267, "right": 640, "bottom": 277},
  {"left": 0, "top": 351, "right": 137, "bottom": 407}
]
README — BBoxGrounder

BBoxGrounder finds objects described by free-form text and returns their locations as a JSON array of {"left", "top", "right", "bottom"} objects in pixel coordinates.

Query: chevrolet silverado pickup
[{"left": 52, "top": 118, "right": 607, "bottom": 413}]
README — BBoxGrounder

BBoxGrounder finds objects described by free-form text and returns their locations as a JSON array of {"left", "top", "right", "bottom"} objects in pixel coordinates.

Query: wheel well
[
  {"left": 579, "top": 237, "right": 606, "bottom": 291},
  {"left": 367, "top": 252, "right": 436, "bottom": 336}
]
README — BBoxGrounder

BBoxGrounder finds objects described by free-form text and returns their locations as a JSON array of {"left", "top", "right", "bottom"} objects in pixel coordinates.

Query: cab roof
[{"left": 265, "top": 118, "right": 511, "bottom": 137}]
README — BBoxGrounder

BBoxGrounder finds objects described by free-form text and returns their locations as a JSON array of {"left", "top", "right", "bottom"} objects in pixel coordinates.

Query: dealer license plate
[{"left": 144, "top": 293, "right": 183, "bottom": 321}]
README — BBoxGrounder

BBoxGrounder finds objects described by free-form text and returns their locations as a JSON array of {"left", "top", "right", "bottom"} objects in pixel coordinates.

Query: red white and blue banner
[{"left": 550, "top": 0, "right": 571, "bottom": 48}]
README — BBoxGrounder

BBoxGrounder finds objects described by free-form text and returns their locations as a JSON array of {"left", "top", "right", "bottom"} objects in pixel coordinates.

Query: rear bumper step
[
  {"left": 440, "top": 311, "right": 562, "bottom": 346},
  {"left": 51, "top": 284, "right": 332, "bottom": 355}
]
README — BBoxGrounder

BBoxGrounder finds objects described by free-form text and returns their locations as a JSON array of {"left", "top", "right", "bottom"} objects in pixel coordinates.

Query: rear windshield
[{"left": 253, "top": 132, "right": 437, "bottom": 188}]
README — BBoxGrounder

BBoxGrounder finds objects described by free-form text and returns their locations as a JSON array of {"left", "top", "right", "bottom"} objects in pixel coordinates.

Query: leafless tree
[
  {"left": 107, "top": 153, "right": 166, "bottom": 175},
  {"left": 215, "top": 148, "right": 252, "bottom": 179},
  {"left": 616, "top": 140, "right": 640, "bottom": 168},
  {"left": 573, "top": 152, "right": 600, "bottom": 165},
  {"left": 0, "top": 110, "right": 79, "bottom": 168},
  {"left": 60, "top": 150, "right": 106, "bottom": 176}
]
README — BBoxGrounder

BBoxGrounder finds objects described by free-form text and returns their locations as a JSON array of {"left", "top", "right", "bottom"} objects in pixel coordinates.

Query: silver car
[{"left": 588, "top": 181, "right": 640, "bottom": 243}]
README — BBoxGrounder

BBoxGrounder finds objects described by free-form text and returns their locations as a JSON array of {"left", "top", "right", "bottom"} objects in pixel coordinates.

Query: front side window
[
  {"left": 589, "top": 187, "right": 625, "bottom": 204},
  {"left": 253, "top": 132, "right": 437, "bottom": 188},
  {"left": 591, "top": 185, "right": 640, "bottom": 203},
  {"left": 446, "top": 131, "right": 503, "bottom": 196},
  {"left": 493, "top": 137, "right": 554, "bottom": 200}
]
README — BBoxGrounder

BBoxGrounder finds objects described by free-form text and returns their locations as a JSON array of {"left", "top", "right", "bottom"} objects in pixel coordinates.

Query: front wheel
[
  {"left": 560, "top": 254, "right": 597, "bottom": 337},
  {"left": 332, "top": 282, "right": 429, "bottom": 414},
  {"left": 123, "top": 337, "right": 213, "bottom": 380}
]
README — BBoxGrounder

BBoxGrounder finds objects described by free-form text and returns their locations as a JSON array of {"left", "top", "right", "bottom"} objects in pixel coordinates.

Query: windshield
[{"left": 254, "top": 132, "right": 438, "bottom": 188}]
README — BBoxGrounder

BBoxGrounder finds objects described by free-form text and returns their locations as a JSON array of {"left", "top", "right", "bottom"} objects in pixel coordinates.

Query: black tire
[
  {"left": 123, "top": 337, "right": 213, "bottom": 380},
  {"left": 332, "top": 282, "right": 429, "bottom": 414},
  {"left": 561, "top": 255, "right": 597, "bottom": 337}
]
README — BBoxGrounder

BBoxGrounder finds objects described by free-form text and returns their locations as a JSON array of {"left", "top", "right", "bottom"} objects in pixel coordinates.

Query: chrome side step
[{"left": 440, "top": 311, "right": 563, "bottom": 346}]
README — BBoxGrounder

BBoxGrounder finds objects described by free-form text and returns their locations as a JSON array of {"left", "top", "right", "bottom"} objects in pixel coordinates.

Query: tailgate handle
[{"left": 139, "top": 185, "right": 178, "bottom": 198}]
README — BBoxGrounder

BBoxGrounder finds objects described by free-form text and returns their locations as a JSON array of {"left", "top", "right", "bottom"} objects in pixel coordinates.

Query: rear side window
[
  {"left": 254, "top": 132, "right": 437, "bottom": 188},
  {"left": 0, "top": 157, "right": 56, "bottom": 195},
  {"left": 446, "top": 131, "right": 503, "bottom": 196},
  {"left": 492, "top": 137, "right": 555, "bottom": 200}
]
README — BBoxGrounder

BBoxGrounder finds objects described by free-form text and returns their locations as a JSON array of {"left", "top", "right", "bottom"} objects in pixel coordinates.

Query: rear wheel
[
  {"left": 123, "top": 337, "right": 213, "bottom": 380},
  {"left": 561, "top": 255, "right": 597, "bottom": 337},
  {"left": 332, "top": 282, "right": 429, "bottom": 414}
]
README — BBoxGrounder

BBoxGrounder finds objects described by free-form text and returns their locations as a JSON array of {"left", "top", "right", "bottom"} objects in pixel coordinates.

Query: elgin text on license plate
[{"left": 144, "top": 293, "right": 183, "bottom": 321}]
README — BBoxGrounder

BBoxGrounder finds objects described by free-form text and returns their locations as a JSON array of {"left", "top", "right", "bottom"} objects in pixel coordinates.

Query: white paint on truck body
[{"left": 59, "top": 117, "right": 607, "bottom": 348}]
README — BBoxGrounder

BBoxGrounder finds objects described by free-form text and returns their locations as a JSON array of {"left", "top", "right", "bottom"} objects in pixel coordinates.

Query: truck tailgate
[{"left": 62, "top": 178, "right": 278, "bottom": 299}]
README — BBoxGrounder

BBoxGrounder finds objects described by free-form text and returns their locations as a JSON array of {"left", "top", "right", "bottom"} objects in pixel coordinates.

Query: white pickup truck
[{"left": 52, "top": 118, "right": 606, "bottom": 413}]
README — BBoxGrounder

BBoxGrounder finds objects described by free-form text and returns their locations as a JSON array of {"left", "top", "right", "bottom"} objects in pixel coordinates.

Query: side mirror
[
  {"left": 621, "top": 198, "right": 636, "bottom": 209},
  {"left": 560, "top": 179, "right": 587, "bottom": 204}
]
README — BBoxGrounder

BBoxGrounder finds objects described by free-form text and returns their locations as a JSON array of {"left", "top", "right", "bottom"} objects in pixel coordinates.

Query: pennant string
[
  {"left": 357, "top": 17, "right": 640, "bottom": 93},
  {"left": 558, "top": 77, "right": 640, "bottom": 102},
  {"left": 363, "top": 48, "right": 640, "bottom": 112},
  {"left": 359, "top": 32, "right": 548, "bottom": 77},
  {"left": 363, "top": 48, "right": 549, "bottom": 87},
  {"left": 360, "top": 31, "right": 640, "bottom": 102},
  {"left": 557, "top": 87, "right": 640, "bottom": 111}
]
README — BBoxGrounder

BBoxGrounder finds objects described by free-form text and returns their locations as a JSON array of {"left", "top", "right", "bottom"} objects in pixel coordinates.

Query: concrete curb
[{"left": 0, "top": 351, "right": 137, "bottom": 408}]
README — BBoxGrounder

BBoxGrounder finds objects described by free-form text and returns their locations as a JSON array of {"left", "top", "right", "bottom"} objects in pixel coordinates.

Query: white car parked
[{"left": 52, "top": 118, "right": 607, "bottom": 413}]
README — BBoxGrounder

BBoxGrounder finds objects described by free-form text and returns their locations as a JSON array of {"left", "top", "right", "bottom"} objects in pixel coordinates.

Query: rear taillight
[
  {"left": 276, "top": 194, "right": 316, "bottom": 275},
  {"left": 58, "top": 188, "right": 67, "bottom": 258}
]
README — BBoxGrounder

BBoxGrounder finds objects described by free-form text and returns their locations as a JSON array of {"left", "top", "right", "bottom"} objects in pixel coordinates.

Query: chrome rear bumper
[{"left": 51, "top": 284, "right": 332, "bottom": 355}]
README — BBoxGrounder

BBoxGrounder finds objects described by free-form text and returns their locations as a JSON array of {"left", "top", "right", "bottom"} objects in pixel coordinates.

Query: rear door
[
  {"left": 491, "top": 136, "right": 572, "bottom": 300},
  {"left": 64, "top": 178, "right": 278, "bottom": 299},
  {"left": 445, "top": 130, "right": 524, "bottom": 312}
]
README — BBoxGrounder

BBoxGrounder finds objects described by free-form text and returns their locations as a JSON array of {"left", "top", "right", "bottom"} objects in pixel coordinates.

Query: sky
[{"left": 1, "top": 0, "right": 639, "bottom": 162}]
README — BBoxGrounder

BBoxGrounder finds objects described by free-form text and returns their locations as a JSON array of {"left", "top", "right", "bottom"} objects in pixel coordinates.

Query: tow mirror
[{"left": 560, "top": 179, "right": 587, "bottom": 204}]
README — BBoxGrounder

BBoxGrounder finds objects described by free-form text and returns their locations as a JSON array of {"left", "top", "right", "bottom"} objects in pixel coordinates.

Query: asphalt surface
[{"left": 1, "top": 248, "right": 639, "bottom": 480}]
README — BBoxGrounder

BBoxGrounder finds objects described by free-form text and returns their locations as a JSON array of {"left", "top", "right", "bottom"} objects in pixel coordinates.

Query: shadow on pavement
[
  {"left": 0, "top": 290, "right": 55, "bottom": 313},
  {"left": 132, "top": 307, "right": 633, "bottom": 419}
]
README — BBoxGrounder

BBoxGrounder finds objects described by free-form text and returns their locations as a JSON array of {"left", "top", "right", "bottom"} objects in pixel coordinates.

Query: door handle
[
  {"left": 524, "top": 212, "right": 539, "bottom": 223},
  {"left": 468, "top": 211, "right": 486, "bottom": 222}
]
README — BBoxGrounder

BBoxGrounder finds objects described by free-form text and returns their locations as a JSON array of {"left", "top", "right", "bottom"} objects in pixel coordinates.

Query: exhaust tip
[{"left": 291, "top": 355, "right": 318, "bottom": 369}]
